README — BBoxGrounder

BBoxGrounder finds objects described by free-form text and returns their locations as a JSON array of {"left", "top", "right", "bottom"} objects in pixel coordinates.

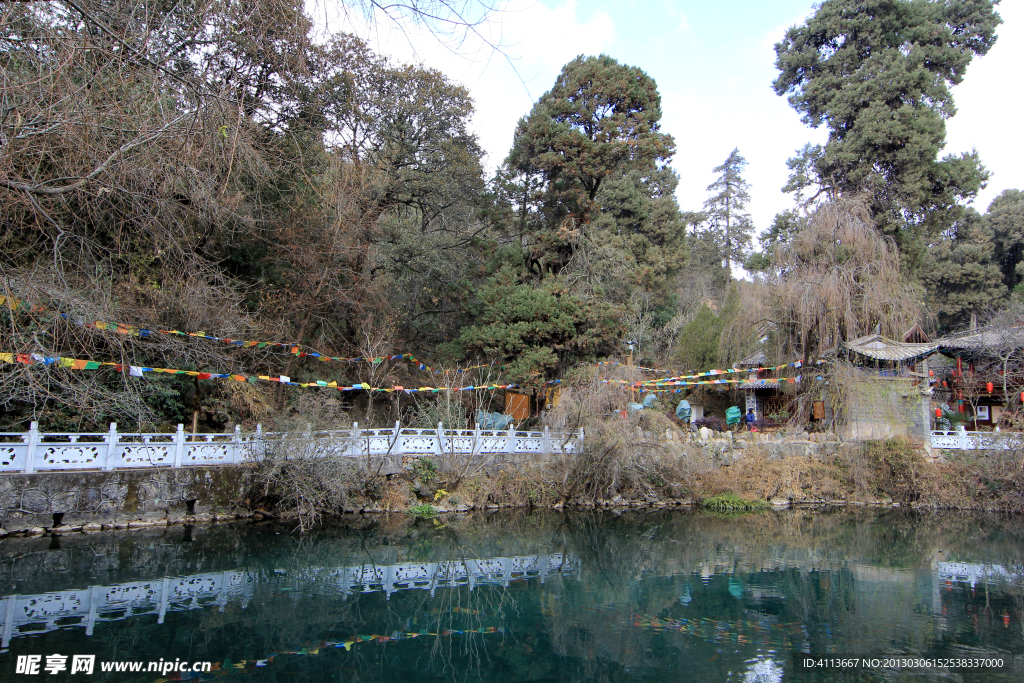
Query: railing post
[
  {"left": 85, "top": 585, "right": 100, "bottom": 636},
  {"left": 104, "top": 422, "right": 118, "bottom": 472},
  {"left": 157, "top": 577, "right": 170, "bottom": 625},
  {"left": 230, "top": 425, "right": 241, "bottom": 463},
  {"left": 23, "top": 421, "right": 39, "bottom": 474},
  {"left": 436, "top": 422, "right": 446, "bottom": 455},
  {"left": 350, "top": 422, "right": 360, "bottom": 456},
  {"left": 2, "top": 593, "right": 17, "bottom": 648},
  {"left": 542, "top": 426, "right": 551, "bottom": 455},
  {"left": 173, "top": 424, "right": 185, "bottom": 468},
  {"left": 473, "top": 422, "right": 481, "bottom": 455},
  {"left": 388, "top": 421, "right": 400, "bottom": 456},
  {"left": 506, "top": 425, "right": 515, "bottom": 454}
]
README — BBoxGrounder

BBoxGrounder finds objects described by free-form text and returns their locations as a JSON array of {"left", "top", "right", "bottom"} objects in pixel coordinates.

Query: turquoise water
[{"left": 0, "top": 509, "right": 1022, "bottom": 682}]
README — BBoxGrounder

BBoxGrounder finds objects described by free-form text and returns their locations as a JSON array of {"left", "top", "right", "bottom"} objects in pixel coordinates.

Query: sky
[{"left": 318, "top": 0, "right": 1024, "bottom": 236}]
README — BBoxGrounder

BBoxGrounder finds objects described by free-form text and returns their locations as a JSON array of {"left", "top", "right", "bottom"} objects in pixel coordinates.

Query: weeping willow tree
[{"left": 768, "top": 197, "right": 924, "bottom": 364}]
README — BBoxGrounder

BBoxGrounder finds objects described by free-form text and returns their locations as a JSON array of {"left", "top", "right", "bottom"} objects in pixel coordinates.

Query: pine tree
[
  {"left": 773, "top": 0, "right": 1001, "bottom": 265},
  {"left": 504, "top": 54, "right": 675, "bottom": 277},
  {"left": 988, "top": 189, "right": 1024, "bottom": 296},
  {"left": 676, "top": 304, "right": 723, "bottom": 372},
  {"left": 703, "top": 148, "right": 753, "bottom": 276},
  {"left": 922, "top": 210, "right": 1006, "bottom": 331}
]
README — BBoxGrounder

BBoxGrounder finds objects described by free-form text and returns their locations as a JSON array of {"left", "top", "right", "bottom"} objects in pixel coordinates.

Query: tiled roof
[
  {"left": 739, "top": 379, "right": 780, "bottom": 390},
  {"left": 844, "top": 334, "right": 936, "bottom": 362},
  {"left": 738, "top": 350, "right": 767, "bottom": 367}
]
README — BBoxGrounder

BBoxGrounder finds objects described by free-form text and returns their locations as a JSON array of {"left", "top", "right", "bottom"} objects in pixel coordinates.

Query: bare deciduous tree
[{"left": 768, "top": 196, "right": 924, "bottom": 364}]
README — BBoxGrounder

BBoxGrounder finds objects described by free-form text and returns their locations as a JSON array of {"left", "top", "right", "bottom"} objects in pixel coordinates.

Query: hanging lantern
[
  {"left": 942, "top": 380, "right": 948, "bottom": 387},
  {"left": 929, "top": 370, "right": 934, "bottom": 377},
  {"left": 987, "top": 382, "right": 994, "bottom": 393},
  {"left": 935, "top": 407, "right": 942, "bottom": 418}
]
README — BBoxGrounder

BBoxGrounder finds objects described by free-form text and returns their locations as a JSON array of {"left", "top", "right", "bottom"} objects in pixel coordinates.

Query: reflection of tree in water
[{"left": 1, "top": 510, "right": 1022, "bottom": 681}]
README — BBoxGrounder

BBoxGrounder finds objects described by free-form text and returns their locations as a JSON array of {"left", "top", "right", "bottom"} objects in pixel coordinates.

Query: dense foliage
[{"left": 0, "top": 0, "right": 1018, "bottom": 431}]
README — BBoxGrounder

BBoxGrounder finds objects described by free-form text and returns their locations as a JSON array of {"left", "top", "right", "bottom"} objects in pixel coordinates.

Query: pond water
[{"left": 1, "top": 509, "right": 1022, "bottom": 682}]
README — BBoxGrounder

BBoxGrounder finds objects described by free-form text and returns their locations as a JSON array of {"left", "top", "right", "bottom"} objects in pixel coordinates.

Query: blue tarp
[
  {"left": 627, "top": 393, "right": 657, "bottom": 412},
  {"left": 725, "top": 406, "right": 742, "bottom": 426},
  {"left": 675, "top": 399, "right": 691, "bottom": 422},
  {"left": 476, "top": 410, "right": 514, "bottom": 430}
]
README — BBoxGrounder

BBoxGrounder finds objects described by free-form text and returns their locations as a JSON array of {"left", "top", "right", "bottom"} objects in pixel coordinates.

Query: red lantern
[
  {"left": 1020, "top": 392, "right": 1024, "bottom": 403},
  {"left": 987, "top": 382, "right": 994, "bottom": 393},
  {"left": 929, "top": 370, "right": 934, "bottom": 377},
  {"left": 935, "top": 407, "right": 941, "bottom": 418},
  {"left": 942, "top": 380, "right": 948, "bottom": 387}
]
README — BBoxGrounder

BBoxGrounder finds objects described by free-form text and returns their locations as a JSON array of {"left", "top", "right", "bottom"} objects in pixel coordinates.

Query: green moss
[
  {"left": 407, "top": 504, "right": 438, "bottom": 518},
  {"left": 701, "top": 492, "right": 770, "bottom": 513}
]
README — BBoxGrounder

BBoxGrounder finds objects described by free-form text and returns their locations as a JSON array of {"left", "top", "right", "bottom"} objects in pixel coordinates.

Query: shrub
[
  {"left": 863, "top": 438, "right": 928, "bottom": 502},
  {"left": 247, "top": 397, "right": 379, "bottom": 531},
  {"left": 411, "top": 457, "right": 438, "bottom": 483}
]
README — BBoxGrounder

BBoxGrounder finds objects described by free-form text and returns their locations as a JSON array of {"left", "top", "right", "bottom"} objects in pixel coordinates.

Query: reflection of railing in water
[
  {"left": 938, "top": 562, "right": 1020, "bottom": 588},
  {"left": 0, "top": 554, "right": 579, "bottom": 647}
]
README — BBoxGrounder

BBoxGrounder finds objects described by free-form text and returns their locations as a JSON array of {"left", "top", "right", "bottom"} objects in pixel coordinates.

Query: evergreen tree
[
  {"left": 987, "top": 189, "right": 1024, "bottom": 296},
  {"left": 504, "top": 54, "right": 675, "bottom": 276},
  {"left": 922, "top": 210, "right": 1006, "bottom": 330},
  {"left": 676, "top": 304, "right": 723, "bottom": 372},
  {"left": 703, "top": 148, "right": 754, "bottom": 275},
  {"left": 773, "top": 0, "right": 1001, "bottom": 265},
  {"left": 588, "top": 166, "right": 687, "bottom": 304},
  {"left": 451, "top": 265, "right": 621, "bottom": 385},
  {"left": 745, "top": 209, "right": 804, "bottom": 274}
]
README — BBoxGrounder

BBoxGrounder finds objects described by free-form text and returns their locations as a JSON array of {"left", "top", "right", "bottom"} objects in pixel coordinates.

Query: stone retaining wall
[
  {"left": 667, "top": 427, "right": 849, "bottom": 463},
  {"left": 0, "top": 430, "right": 936, "bottom": 535},
  {"left": 0, "top": 467, "right": 252, "bottom": 533}
]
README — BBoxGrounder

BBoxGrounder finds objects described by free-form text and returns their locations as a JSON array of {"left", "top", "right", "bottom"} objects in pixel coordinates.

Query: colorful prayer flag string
[
  {"left": 2, "top": 297, "right": 473, "bottom": 373},
  {"left": 1, "top": 352, "right": 517, "bottom": 394}
]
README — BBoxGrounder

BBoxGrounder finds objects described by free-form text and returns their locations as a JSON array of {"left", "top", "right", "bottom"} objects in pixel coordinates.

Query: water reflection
[{"left": 0, "top": 509, "right": 1021, "bottom": 682}]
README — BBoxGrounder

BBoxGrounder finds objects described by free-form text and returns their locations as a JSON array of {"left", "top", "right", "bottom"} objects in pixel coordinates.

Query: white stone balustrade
[
  {"left": 0, "top": 422, "right": 583, "bottom": 474},
  {"left": 0, "top": 553, "right": 581, "bottom": 647},
  {"left": 929, "top": 430, "right": 1024, "bottom": 451}
]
